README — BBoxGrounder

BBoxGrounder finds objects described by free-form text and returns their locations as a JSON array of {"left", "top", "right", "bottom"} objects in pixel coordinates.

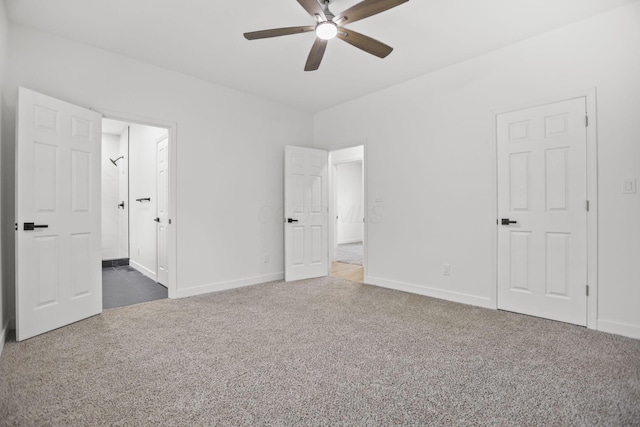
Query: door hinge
[
  {"left": 586, "top": 285, "right": 589, "bottom": 297},
  {"left": 586, "top": 200, "right": 590, "bottom": 212},
  {"left": 585, "top": 115, "right": 589, "bottom": 127}
]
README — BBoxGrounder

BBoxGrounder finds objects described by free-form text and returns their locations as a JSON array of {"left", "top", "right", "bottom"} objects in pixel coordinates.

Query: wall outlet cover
[
  {"left": 443, "top": 264, "right": 451, "bottom": 276},
  {"left": 623, "top": 178, "right": 636, "bottom": 194}
]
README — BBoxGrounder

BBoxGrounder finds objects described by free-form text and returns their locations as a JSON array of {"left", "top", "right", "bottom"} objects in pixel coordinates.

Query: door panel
[
  {"left": 284, "top": 146, "right": 328, "bottom": 281},
  {"left": 17, "top": 87, "right": 102, "bottom": 341},
  {"left": 497, "top": 97, "right": 588, "bottom": 326},
  {"left": 156, "top": 136, "right": 169, "bottom": 286}
]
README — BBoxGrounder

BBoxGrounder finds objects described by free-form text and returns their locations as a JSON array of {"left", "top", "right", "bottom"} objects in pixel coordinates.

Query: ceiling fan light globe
[{"left": 316, "top": 22, "right": 338, "bottom": 40}]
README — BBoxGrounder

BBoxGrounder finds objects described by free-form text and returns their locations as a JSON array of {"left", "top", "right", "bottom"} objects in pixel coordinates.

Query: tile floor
[{"left": 102, "top": 265, "right": 167, "bottom": 309}]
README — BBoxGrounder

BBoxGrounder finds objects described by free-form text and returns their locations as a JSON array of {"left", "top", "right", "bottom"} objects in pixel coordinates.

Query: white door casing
[
  {"left": 156, "top": 136, "right": 169, "bottom": 287},
  {"left": 327, "top": 145, "right": 366, "bottom": 274},
  {"left": 16, "top": 87, "right": 102, "bottom": 341},
  {"left": 497, "top": 97, "right": 588, "bottom": 326},
  {"left": 284, "top": 146, "right": 328, "bottom": 281}
]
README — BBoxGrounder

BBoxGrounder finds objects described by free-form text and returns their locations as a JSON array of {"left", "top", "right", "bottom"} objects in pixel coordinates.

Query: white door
[
  {"left": 497, "top": 97, "right": 588, "bottom": 326},
  {"left": 16, "top": 87, "right": 102, "bottom": 341},
  {"left": 156, "top": 136, "right": 169, "bottom": 286},
  {"left": 284, "top": 146, "right": 328, "bottom": 281}
]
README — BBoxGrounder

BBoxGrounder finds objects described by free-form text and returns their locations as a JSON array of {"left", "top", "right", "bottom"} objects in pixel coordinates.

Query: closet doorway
[{"left": 101, "top": 118, "right": 169, "bottom": 308}]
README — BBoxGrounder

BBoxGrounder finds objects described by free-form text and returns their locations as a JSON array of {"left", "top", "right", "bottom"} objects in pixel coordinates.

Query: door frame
[
  {"left": 327, "top": 143, "right": 368, "bottom": 281},
  {"left": 492, "top": 88, "right": 599, "bottom": 329},
  {"left": 98, "top": 108, "right": 178, "bottom": 299},
  {"left": 155, "top": 134, "right": 170, "bottom": 287}
]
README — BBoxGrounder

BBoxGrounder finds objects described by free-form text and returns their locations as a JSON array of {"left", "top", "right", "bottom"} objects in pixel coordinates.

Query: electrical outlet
[
  {"left": 623, "top": 178, "right": 636, "bottom": 194},
  {"left": 263, "top": 254, "right": 270, "bottom": 264},
  {"left": 443, "top": 264, "right": 451, "bottom": 276}
]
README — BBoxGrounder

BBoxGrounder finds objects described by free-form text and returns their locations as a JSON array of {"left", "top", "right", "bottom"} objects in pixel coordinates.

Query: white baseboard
[
  {"left": 176, "top": 272, "right": 284, "bottom": 299},
  {"left": 0, "top": 319, "right": 9, "bottom": 357},
  {"left": 129, "top": 260, "right": 157, "bottom": 282},
  {"left": 365, "top": 276, "right": 493, "bottom": 309},
  {"left": 337, "top": 239, "right": 363, "bottom": 245},
  {"left": 597, "top": 319, "right": 640, "bottom": 340}
]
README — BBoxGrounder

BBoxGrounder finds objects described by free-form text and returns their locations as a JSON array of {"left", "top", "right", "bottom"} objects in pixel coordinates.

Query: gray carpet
[
  {"left": 336, "top": 242, "right": 363, "bottom": 265},
  {"left": 1, "top": 277, "right": 639, "bottom": 426}
]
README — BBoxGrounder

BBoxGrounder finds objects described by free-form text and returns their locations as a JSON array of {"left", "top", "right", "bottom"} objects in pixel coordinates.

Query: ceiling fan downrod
[{"left": 320, "top": 0, "right": 335, "bottom": 21}]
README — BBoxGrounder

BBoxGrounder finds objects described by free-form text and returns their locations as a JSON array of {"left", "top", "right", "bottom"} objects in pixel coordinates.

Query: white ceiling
[{"left": 5, "top": 0, "right": 638, "bottom": 112}]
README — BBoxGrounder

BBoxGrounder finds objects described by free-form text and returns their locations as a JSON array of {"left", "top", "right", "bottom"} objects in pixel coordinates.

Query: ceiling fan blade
[
  {"left": 335, "top": 0, "right": 409, "bottom": 26},
  {"left": 244, "top": 26, "right": 315, "bottom": 40},
  {"left": 337, "top": 28, "right": 393, "bottom": 58},
  {"left": 304, "top": 38, "right": 328, "bottom": 71},
  {"left": 297, "top": 0, "right": 326, "bottom": 21}
]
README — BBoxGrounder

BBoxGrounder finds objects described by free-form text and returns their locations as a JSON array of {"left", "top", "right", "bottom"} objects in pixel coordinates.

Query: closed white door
[
  {"left": 156, "top": 136, "right": 169, "bottom": 286},
  {"left": 497, "top": 97, "right": 588, "bottom": 326},
  {"left": 284, "top": 146, "right": 328, "bottom": 281},
  {"left": 16, "top": 87, "right": 102, "bottom": 341}
]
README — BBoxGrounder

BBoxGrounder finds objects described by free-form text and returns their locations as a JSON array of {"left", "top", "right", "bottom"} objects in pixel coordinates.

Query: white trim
[
  {"left": 95, "top": 107, "right": 178, "bottom": 299},
  {"left": 489, "top": 108, "right": 499, "bottom": 310},
  {"left": 492, "top": 89, "right": 599, "bottom": 329},
  {"left": 492, "top": 88, "right": 600, "bottom": 115},
  {"left": 584, "top": 89, "right": 599, "bottom": 330},
  {"left": 363, "top": 143, "right": 369, "bottom": 278},
  {"left": 597, "top": 319, "right": 640, "bottom": 340},
  {"left": 0, "top": 319, "right": 9, "bottom": 357},
  {"left": 332, "top": 156, "right": 363, "bottom": 165},
  {"left": 130, "top": 260, "right": 157, "bottom": 282},
  {"left": 366, "top": 276, "right": 493, "bottom": 309},
  {"left": 176, "top": 272, "right": 283, "bottom": 299},
  {"left": 337, "top": 239, "right": 363, "bottom": 245}
]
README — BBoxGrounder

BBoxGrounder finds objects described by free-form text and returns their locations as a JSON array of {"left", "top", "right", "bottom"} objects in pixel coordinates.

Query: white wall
[
  {"left": 100, "top": 128, "right": 129, "bottom": 261},
  {"left": 314, "top": 4, "right": 640, "bottom": 339},
  {"left": 129, "top": 123, "right": 166, "bottom": 280},
  {"left": 336, "top": 161, "right": 363, "bottom": 244},
  {"left": 101, "top": 133, "right": 121, "bottom": 260},
  {"left": 0, "top": 0, "right": 8, "bottom": 352},
  {"left": 1, "top": 23, "right": 313, "bottom": 318}
]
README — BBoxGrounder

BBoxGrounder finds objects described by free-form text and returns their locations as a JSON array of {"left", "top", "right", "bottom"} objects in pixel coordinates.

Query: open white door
[
  {"left": 16, "top": 87, "right": 102, "bottom": 341},
  {"left": 156, "top": 136, "right": 169, "bottom": 286},
  {"left": 284, "top": 146, "right": 328, "bottom": 281},
  {"left": 497, "top": 97, "right": 588, "bottom": 326}
]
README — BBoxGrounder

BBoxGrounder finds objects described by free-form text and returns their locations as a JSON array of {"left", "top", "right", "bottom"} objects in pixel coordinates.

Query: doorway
[
  {"left": 100, "top": 118, "right": 169, "bottom": 308},
  {"left": 330, "top": 146, "right": 365, "bottom": 283}
]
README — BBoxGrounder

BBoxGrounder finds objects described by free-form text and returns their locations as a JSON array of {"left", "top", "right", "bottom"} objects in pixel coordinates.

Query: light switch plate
[{"left": 623, "top": 178, "right": 636, "bottom": 194}]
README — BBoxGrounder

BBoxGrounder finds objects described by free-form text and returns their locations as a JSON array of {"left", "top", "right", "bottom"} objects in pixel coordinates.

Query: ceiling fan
[{"left": 244, "top": 0, "right": 409, "bottom": 71}]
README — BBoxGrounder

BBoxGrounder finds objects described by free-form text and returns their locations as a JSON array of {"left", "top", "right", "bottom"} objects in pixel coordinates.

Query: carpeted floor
[
  {"left": 1, "top": 277, "right": 639, "bottom": 426},
  {"left": 336, "top": 242, "right": 363, "bottom": 265}
]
